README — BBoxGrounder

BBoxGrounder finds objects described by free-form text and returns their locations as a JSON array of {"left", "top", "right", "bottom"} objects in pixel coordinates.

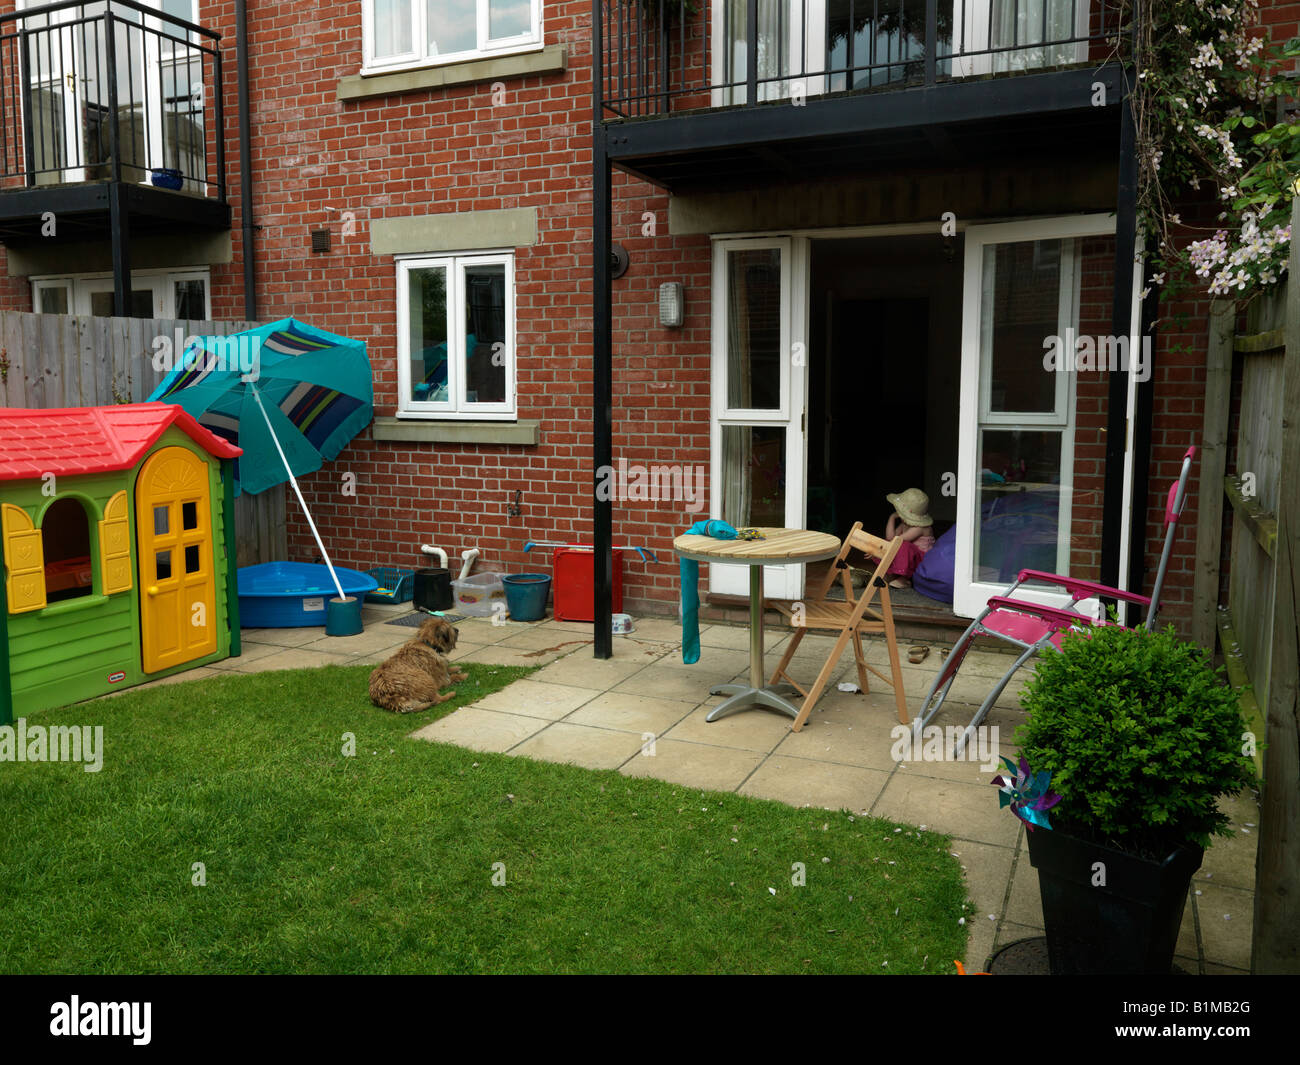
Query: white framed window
[
  {"left": 396, "top": 252, "right": 516, "bottom": 420},
  {"left": 363, "top": 0, "right": 543, "bottom": 75},
  {"left": 30, "top": 268, "right": 212, "bottom": 319}
]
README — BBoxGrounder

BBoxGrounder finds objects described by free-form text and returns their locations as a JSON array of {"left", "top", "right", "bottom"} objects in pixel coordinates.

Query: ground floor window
[
  {"left": 30, "top": 268, "right": 211, "bottom": 319},
  {"left": 395, "top": 252, "right": 515, "bottom": 420}
]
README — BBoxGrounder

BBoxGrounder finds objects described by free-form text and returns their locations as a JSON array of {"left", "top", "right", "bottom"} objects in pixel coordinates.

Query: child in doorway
[{"left": 883, "top": 488, "right": 936, "bottom": 589}]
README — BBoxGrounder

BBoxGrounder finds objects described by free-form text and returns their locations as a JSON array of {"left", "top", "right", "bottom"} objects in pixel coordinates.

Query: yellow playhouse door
[{"left": 136, "top": 447, "right": 218, "bottom": 674}]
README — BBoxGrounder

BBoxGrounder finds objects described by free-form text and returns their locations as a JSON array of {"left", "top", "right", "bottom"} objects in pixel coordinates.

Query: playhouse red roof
[{"left": 0, "top": 403, "right": 241, "bottom": 482}]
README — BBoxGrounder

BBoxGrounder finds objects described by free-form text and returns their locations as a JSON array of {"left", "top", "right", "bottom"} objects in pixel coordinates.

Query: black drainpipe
[{"left": 236, "top": 0, "right": 256, "bottom": 320}]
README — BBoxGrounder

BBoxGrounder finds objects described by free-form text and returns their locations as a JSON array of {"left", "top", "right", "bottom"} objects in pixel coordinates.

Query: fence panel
[{"left": 0, "top": 310, "right": 282, "bottom": 565}]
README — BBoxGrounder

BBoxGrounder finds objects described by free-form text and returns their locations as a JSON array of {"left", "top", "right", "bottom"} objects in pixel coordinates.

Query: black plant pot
[{"left": 1027, "top": 827, "right": 1203, "bottom": 975}]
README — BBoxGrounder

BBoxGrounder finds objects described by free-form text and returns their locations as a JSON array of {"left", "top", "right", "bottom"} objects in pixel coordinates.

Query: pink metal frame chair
[{"left": 913, "top": 447, "right": 1198, "bottom": 752}]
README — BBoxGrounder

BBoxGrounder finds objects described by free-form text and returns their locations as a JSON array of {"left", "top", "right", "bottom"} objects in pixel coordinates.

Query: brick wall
[{"left": 0, "top": 0, "right": 1277, "bottom": 635}]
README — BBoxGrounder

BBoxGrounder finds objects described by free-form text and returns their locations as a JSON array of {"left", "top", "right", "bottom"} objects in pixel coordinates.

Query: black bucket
[{"left": 414, "top": 567, "right": 453, "bottom": 612}]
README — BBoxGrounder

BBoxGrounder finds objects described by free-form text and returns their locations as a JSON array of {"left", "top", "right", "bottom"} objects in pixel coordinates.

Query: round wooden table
[{"left": 673, "top": 527, "right": 841, "bottom": 722}]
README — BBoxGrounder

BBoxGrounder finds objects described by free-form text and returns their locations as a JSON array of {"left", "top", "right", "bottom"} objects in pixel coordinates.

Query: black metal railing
[
  {"left": 598, "top": 0, "right": 1127, "bottom": 119},
  {"left": 0, "top": 0, "right": 224, "bottom": 197}
]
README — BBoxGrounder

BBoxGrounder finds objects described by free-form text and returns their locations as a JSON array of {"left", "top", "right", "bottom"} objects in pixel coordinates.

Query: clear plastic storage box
[{"left": 451, "top": 572, "right": 506, "bottom": 617}]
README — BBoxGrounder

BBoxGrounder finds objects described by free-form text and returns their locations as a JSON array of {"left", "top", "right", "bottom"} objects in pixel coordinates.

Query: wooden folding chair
[{"left": 768, "top": 524, "right": 909, "bottom": 732}]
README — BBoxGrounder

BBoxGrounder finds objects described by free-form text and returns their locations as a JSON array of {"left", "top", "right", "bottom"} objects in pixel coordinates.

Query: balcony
[
  {"left": 596, "top": 0, "right": 1130, "bottom": 188},
  {"left": 0, "top": 0, "right": 229, "bottom": 241}
]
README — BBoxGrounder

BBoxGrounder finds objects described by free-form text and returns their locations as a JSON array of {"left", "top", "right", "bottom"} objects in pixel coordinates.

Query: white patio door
[
  {"left": 710, "top": 236, "right": 809, "bottom": 599},
  {"left": 953, "top": 215, "right": 1115, "bottom": 618},
  {"left": 19, "top": 0, "right": 87, "bottom": 184}
]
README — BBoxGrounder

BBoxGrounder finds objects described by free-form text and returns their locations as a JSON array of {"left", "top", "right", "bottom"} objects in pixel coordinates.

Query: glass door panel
[
  {"left": 721, "top": 424, "right": 787, "bottom": 529},
  {"left": 718, "top": 0, "right": 824, "bottom": 103},
  {"left": 725, "top": 246, "right": 784, "bottom": 413},
  {"left": 712, "top": 237, "right": 808, "bottom": 600},
  {"left": 953, "top": 0, "right": 1089, "bottom": 78},
  {"left": 826, "top": 0, "right": 933, "bottom": 91},
  {"left": 33, "top": 280, "right": 71, "bottom": 313},
  {"left": 954, "top": 218, "right": 1114, "bottom": 618},
  {"left": 20, "top": 2, "right": 86, "bottom": 184}
]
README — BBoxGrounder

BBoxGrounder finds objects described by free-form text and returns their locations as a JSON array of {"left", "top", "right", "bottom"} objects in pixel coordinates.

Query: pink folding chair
[{"left": 913, "top": 447, "right": 1197, "bottom": 753}]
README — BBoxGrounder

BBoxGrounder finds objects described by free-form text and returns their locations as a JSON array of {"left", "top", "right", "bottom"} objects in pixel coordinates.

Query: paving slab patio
[{"left": 142, "top": 605, "right": 1258, "bottom": 974}]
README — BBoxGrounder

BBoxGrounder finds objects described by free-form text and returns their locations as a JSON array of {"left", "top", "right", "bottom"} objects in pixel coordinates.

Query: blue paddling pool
[{"left": 238, "top": 562, "right": 380, "bottom": 627}]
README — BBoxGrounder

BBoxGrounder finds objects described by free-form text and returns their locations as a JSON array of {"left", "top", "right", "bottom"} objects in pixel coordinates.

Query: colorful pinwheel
[{"left": 992, "top": 756, "right": 1062, "bottom": 831}]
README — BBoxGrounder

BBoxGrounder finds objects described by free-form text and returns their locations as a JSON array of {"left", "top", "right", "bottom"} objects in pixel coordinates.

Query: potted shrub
[{"left": 1014, "top": 622, "right": 1257, "bottom": 975}]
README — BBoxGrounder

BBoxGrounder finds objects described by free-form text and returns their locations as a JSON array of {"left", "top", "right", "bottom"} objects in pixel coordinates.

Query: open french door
[
  {"left": 952, "top": 214, "right": 1119, "bottom": 619},
  {"left": 710, "top": 236, "right": 809, "bottom": 600}
]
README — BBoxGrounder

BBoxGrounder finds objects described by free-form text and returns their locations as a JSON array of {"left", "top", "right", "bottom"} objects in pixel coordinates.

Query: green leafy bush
[{"left": 1016, "top": 623, "right": 1257, "bottom": 858}]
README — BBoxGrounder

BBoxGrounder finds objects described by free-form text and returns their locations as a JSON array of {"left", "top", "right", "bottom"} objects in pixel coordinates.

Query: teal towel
[{"left": 680, "top": 519, "right": 738, "bottom": 664}]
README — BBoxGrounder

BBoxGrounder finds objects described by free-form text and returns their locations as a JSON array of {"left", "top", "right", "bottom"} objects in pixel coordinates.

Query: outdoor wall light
[
  {"left": 659, "top": 282, "right": 684, "bottom": 328},
  {"left": 610, "top": 243, "right": 630, "bottom": 279}
]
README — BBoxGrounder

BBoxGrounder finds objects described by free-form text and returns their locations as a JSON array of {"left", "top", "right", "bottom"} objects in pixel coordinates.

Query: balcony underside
[
  {"left": 603, "top": 66, "right": 1123, "bottom": 191},
  {"left": 0, "top": 180, "right": 230, "bottom": 243}
]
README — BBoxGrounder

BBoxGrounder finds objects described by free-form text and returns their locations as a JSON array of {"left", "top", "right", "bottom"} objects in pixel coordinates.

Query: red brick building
[{"left": 0, "top": 0, "right": 1279, "bottom": 644}]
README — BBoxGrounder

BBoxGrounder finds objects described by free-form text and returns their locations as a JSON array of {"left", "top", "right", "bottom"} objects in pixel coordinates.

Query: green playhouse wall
[{"left": 4, "top": 427, "right": 233, "bottom": 719}]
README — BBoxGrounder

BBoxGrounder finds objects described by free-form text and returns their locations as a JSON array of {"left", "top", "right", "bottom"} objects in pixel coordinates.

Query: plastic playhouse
[{"left": 0, "top": 404, "right": 243, "bottom": 721}]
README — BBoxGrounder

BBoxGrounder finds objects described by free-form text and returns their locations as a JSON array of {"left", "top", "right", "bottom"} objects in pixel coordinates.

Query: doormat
[{"left": 386, "top": 611, "right": 467, "bottom": 628}]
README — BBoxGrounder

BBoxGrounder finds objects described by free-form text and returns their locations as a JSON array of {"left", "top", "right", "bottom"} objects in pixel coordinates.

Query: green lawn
[{"left": 0, "top": 663, "right": 969, "bottom": 973}]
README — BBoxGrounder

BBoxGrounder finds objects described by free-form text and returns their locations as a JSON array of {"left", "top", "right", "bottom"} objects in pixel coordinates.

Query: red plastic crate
[{"left": 553, "top": 547, "right": 623, "bottom": 622}]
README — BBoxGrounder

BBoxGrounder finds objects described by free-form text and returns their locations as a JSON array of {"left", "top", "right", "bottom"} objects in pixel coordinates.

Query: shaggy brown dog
[{"left": 368, "top": 616, "right": 468, "bottom": 713}]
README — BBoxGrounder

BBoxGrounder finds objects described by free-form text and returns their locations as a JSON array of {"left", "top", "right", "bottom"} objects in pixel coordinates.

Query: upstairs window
[{"left": 364, "top": 0, "right": 542, "bottom": 72}]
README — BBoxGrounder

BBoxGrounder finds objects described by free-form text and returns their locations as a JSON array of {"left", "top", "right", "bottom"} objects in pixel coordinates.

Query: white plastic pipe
[
  {"left": 420, "top": 545, "right": 448, "bottom": 569},
  {"left": 459, "top": 548, "right": 479, "bottom": 582}
]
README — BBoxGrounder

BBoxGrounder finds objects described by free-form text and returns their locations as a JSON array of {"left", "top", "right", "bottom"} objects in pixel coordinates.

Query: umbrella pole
[{"left": 248, "top": 384, "right": 348, "bottom": 602}]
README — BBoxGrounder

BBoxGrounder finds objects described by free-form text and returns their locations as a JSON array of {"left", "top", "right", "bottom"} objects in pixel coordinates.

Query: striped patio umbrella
[
  {"left": 147, "top": 317, "right": 373, "bottom": 602},
  {"left": 148, "top": 317, "right": 373, "bottom": 497}
]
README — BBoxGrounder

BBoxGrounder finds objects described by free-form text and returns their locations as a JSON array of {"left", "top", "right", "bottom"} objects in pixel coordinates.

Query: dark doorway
[
  {"left": 806, "top": 234, "right": 962, "bottom": 543},
  {"left": 831, "top": 296, "right": 927, "bottom": 531}
]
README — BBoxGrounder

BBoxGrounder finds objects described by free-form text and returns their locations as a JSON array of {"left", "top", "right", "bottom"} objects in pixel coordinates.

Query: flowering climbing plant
[{"left": 1135, "top": 0, "right": 1300, "bottom": 300}]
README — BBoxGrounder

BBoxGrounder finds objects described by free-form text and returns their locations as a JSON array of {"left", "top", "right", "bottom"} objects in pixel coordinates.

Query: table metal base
[
  {"left": 704, "top": 563, "right": 808, "bottom": 723},
  {"left": 706, "top": 681, "right": 804, "bottom": 721}
]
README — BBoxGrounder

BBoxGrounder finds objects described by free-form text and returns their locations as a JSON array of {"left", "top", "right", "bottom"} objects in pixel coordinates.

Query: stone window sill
[
  {"left": 338, "top": 45, "right": 567, "bottom": 103},
  {"left": 372, "top": 417, "right": 539, "bottom": 446}
]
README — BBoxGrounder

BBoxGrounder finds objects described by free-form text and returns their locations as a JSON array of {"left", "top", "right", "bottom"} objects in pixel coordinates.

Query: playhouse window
[
  {"left": 41, "top": 497, "right": 93, "bottom": 602},
  {"left": 182, "top": 501, "right": 198, "bottom": 530}
]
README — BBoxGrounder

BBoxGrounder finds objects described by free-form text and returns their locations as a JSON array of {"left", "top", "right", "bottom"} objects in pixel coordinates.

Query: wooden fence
[
  {"left": 1195, "top": 204, "right": 1300, "bottom": 974},
  {"left": 0, "top": 310, "right": 285, "bottom": 566}
]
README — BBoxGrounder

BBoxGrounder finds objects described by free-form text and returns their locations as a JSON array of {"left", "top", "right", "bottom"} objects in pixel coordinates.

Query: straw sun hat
[{"left": 886, "top": 488, "right": 933, "bottom": 527}]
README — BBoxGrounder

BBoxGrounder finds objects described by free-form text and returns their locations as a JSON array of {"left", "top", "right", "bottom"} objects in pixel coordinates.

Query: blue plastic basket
[{"left": 364, "top": 567, "right": 416, "bottom": 604}]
